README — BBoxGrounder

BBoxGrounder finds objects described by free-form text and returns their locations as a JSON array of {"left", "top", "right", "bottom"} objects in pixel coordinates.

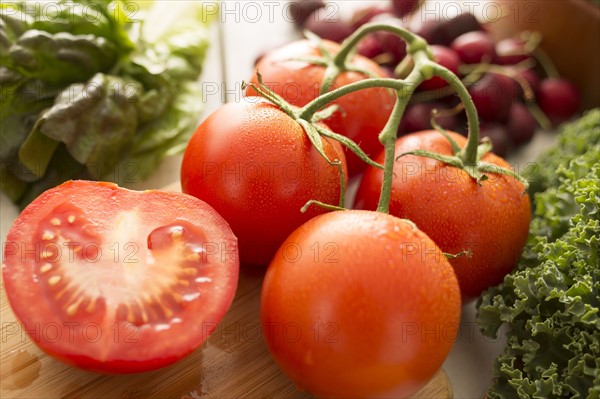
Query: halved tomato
[{"left": 2, "top": 180, "right": 239, "bottom": 373}]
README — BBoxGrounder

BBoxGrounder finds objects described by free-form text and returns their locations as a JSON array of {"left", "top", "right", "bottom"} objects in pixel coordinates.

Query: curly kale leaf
[
  {"left": 477, "top": 109, "right": 600, "bottom": 399},
  {"left": 527, "top": 110, "right": 600, "bottom": 195}
]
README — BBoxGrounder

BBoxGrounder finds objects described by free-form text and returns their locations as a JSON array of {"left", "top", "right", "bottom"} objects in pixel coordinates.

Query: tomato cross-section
[{"left": 2, "top": 180, "right": 239, "bottom": 373}]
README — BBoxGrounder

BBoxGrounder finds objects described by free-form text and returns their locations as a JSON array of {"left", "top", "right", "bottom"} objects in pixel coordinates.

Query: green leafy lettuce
[
  {"left": 477, "top": 109, "right": 600, "bottom": 398},
  {"left": 0, "top": 0, "right": 215, "bottom": 207}
]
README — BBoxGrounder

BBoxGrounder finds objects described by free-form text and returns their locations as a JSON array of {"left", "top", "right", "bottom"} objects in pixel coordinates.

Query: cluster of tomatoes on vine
[{"left": 284, "top": 0, "right": 581, "bottom": 157}]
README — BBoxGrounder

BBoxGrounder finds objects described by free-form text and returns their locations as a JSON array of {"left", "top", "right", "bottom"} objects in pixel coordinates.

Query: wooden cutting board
[{"left": 0, "top": 183, "right": 452, "bottom": 399}]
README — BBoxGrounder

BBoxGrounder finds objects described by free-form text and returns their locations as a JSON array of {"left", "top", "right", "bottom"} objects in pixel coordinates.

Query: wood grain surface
[{"left": 1, "top": 184, "right": 452, "bottom": 399}]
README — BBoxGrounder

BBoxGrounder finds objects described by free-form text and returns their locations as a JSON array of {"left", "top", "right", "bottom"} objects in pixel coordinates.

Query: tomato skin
[
  {"left": 2, "top": 180, "right": 239, "bottom": 373},
  {"left": 261, "top": 210, "right": 461, "bottom": 398},
  {"left": 354, "top": 131, "right": 531, "bottom": 299},
  {"left": 247, "top": 39, "right": 395, "bottom": 176},
  {"left": 181, "top": 98, "right": 347, "bottom": 266}
]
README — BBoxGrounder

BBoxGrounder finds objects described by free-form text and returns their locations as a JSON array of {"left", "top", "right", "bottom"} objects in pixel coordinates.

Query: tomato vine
[{"left": 246, "top": 21, "right": 529, "bottom": 215}]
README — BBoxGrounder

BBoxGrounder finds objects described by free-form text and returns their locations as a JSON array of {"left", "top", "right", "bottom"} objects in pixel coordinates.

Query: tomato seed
[
  {"left": 141, "top": 309, "right": 149, "bottom": 324},
  {"left": 54, "top": 286, "right": 69, "bottom": 300},
  {"left": 86, "top": 298, "right": 97, "bottom": 313},
  {"left": 39, "top": 264, "right": 52, "bottom": 273},
  {"left": 66, "top": 297, "right": 83, "bottom": 316},
  {"left": 181, "top": 268, "right": 198, "bottom": 276},
  {"left": 161, "top": 305, "right": 174, "bottom": 319},
  {"left": 50, "top": 218, "right": 61, "bottom": 226},
  {"left": 172, "top": 293, "right": 183, "bottom": 304},
  {"left": 41, "top": 232, "right": 55, "bottom": 241},
  {"left": 186, "top": 253, "right": 200, "bottom": 262},
  {"left": 48, "top": 275, "right": 61, "bottom": 286},
  {"left": 171, "top": 229, "right": 183, "bottom": 240}
]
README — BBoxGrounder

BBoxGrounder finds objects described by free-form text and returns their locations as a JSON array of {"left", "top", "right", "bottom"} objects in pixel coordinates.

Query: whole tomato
[
  {"left": 247, "top": 39, "right": 395, "bottom": 176},
  {"left": 181, "top": 97, "right": 347, "bottom": 266},
  {"left": 354, "top": 131, "right": 531, "bottom": 299},
  {"left": 261, "top": 210, "right": 461, "bottom": 398}
]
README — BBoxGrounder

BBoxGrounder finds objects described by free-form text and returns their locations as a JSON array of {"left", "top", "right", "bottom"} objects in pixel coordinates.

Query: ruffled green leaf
[
  {"left": 477, "top": 110, "right": 600, "bottom": 399},
  {"left": 29, "top": 73, "right": 139, "bottom": 175},
  {"left": 9, "top": 30, "right": 118, "bottom": 84}
]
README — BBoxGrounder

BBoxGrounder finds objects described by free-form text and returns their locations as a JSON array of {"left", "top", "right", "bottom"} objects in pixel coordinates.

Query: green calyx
[
  {"left": 242, "top": 73, "right": 384, "bottom": 212},
  {"left": 298, "top": 29, "right": 380, "bottom": 95},
  {"left": 243, "top": 73, "right": 383, "bottom": 174},
  {"left": 397, "top": 120, "right": 530, "bottom": 190}
]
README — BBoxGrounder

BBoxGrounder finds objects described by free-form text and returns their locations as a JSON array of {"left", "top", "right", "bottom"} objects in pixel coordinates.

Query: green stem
[
  {"left": 247, "top": 22, "right": 531, "bottom": 219},
  {"left": 306, "top": 22, "right": 426, "bottom": 96},
  {"left": 298, "top": 78, "right": 403, "bottom": 121},
  {"left": 301, "top": 200, "right": 347, "bottom": 213},
  {"left": 533, "top": 46, "right": 560, "bottom": 79},
  {"left": 520, "top": 31, "right": 560, "bottom": 79},
  {"left": 394, "top": 55, "right": 414, "bottom": 78},
  {"left": 429, "top": 64, "right": 480, "bottom": 166},
  {"left": 333, "top": 22, "right": 422, "bottom": 69},
  {"left": 377, "top": 99, "right": 404, "bottom": 213},
  {"left": 376, "top": 66, "right": 425, "bottom": 213},
  {"left": 242, "top": 75, "right": 298, "bottom": 119},
  {"left": 299, "top": 36, "right": 434, "bottom": 214}
]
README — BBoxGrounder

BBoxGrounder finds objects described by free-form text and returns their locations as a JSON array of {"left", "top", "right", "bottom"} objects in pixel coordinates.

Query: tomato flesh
[{"left": 2, "top": 180, "right": 239, "bottom": 373}]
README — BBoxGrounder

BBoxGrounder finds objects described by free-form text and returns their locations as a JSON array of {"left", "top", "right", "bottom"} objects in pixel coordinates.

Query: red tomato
[
  {"left": 261, "top": 210, "right": 461, "bottom": 398},
  {"left": 247, "top": 39, "right": 395, "bottom": 176},
  {"left": 2, "top": 180, "right": 239, "bottom": 373},
  {"left": 181, "top": 97, "right": 347, "bottom": 266},
  {"left": 354, "top": 131, "right": 531, "bottom": 298}
]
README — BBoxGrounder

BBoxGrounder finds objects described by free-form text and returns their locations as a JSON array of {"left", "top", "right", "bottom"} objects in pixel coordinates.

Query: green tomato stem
[
  {"left": 298, "top": 78, "right": 403, "bottom": 121},
  {"left": 333, "top": 22, "right": 423, "bottom": 69},
  {"left": 254, "top": 22, "right": 515, "bottom": 217},
  {"left": 376, "top": 98, "right": 405, "bottom": 214},
  {"left": 376, "top": 55, "right": 428, "bottom": 213},
  {"left": 429, "top": 64, "right": 481, "bottom": 166}
]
